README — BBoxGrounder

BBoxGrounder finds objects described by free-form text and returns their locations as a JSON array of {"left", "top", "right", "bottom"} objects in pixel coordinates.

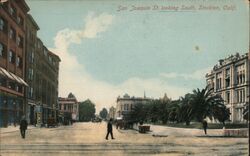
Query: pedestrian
[
  {"left": 106, "top": 118, "right": 115, "bottom": 140},
  {"left": 202, "top": 120, "right": 208, "bottom": 135},
  {"left": 20, "top": 116, "right": 28, "bottom": 139}
]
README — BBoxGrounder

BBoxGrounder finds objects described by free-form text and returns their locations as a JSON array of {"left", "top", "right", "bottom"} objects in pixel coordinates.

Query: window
[
  {"left": 17, "top": 35, "right": 23, "bottom": 48},
  {"left": 16, "top": 56, "right": 22, "bottom": 67},
  {"left": 0, "top": 17, "right": 4, "bottom": 31},
  {"left": 28, "top": 68, "right": 33, "bottom": 80},
  {"left": 226, "top": 92, "right": 230, "bottom": 104},
  {"left": 236, "top": 64, "right": 245, "bottom": 85},
  {"left": 225, "top": 68, "right": 230, "bottom": 88},
  {"left": 0, "top": 77, "right": 7, "bottom": 87},
  {"left": 9, "top": 5, "right": 17, "bottom": 18},
  {"left": 8, "top": 50, "right": 15, "bottom": 63},
  {"left": 17, "top": 16, "right": 23, "bottom": 26},
  {"left": 0, "top": 43, "right": 4, "bottom": 57},
  {"left": 9, "top": 28, "right": 16, "bottom": 40},
  {"left": 29, "top": 87, "right": 33, "bottom": 98}
]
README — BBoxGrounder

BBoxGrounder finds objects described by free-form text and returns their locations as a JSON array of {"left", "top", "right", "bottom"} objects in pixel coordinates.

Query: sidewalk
[
  {"left": 148, "top": 124, "right": 248, "bottom": 137},
  {"left": 0, "top": 125, "right": 37, "bottom": 134}
]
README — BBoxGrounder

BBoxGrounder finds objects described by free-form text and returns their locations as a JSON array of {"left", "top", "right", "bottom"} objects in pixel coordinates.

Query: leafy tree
[
  {"left": 99, "top": 108, "right": 108, "bottom": 119},
  {"left": 79, "top": 99, "right": 96, "bottom": 122}
]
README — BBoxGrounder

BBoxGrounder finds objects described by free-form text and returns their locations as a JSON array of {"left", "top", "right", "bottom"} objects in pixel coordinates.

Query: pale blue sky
[{"left": 26, "top": 0, "right": 249, "bottom": 110}]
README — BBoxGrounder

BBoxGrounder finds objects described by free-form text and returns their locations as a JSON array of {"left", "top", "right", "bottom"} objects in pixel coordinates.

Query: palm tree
[
  {"left": 179, "top": 93, "right": 193, "bottom": 125},
  {"left": 191, "top": 85, "right": 227, "bottom": 122}
]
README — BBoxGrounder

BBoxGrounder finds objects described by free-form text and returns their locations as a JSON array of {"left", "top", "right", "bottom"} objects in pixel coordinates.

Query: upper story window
[
  {"left": 225, "top": 68, "right": 230, "bottom": 88},
  {"left": 17, "top": 35, "right": 23, "bottom": 48},
  {"left": 236, "top": 64, "right": 245, "bottom": 85},
  {"left": 9, "top": 5, "right": 17, "bottom": 19},
  {"left": 43, "top": 49, "right": 48, "bottom": 56},
  {"left": 9, "top": 50, "right": 15, "bottom": 63},
  {"left": 216, "top": 72, "right": 222, "bottom": 90},
  {"left": 0, "top": 17, "right": 7, "bottom": 33},
  {"left": 28, "top": 68, "right": 34, "bottom": 80},
  {"left": 29, "top": 51, "right": 34, "bottom": 63},
  {"left": 9, "top": 27, "right": 16, "bottom": 40},
  {"left": 17, "top": 15, "right": 24, "bottom": 26},
  {"left": 0, "top": 18, "right": 4, "bottom": 30},
  {"left": 0, "top": 42, "right": 6, "bottom": 57},
  {"left": 16, "top": 56, "right": 22, "bottom": 68}
]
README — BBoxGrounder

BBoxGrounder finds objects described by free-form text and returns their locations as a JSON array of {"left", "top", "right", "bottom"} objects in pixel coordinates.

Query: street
[{"left": 0, "top": 122, "right": 248, "bottom": 156}]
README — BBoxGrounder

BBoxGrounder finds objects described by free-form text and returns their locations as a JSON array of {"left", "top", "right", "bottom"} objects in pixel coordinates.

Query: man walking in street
[
  {"left": 202, "top": 120, "right": 208, "bottom": 135},
  {"left": 106, "top": 118, "right": 115, "bottom": 140},
  {"left": 20, "top": 116, "right": 28, "bottom": 139}
]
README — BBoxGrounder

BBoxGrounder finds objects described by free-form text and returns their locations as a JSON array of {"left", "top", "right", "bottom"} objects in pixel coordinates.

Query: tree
[
  {"left": 99, "top": 108, "right": 108, "bottom": 119},
  {"left": 191, "top": 85, "right": 228, "bottom": 123},
  {"left": 179, "top": 93, "right": 193, "bottom": 125},
  {"left": 79, "top": 99, "right": 96, "bottom": 122}
]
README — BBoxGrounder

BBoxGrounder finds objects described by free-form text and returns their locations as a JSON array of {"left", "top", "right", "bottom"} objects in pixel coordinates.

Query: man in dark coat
[
  {"left": 20, "top": 116, "right": 28, "bottom": 139},
  {"left": 106, "top": 118, "right": 114, "bottom": 140},
  {"left": 202, "top": 120, "right": 208, "bottom": 135}
]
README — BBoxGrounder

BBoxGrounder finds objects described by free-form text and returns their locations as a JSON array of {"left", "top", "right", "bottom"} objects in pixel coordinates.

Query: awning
[
  {"left": 0, "top": 67, "right": 15, "bottom": 81},
  {"left": 0, "top": 67, "right": 28, "bottom": 86}
]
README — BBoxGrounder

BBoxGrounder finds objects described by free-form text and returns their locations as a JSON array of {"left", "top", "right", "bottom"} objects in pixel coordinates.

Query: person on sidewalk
[
  {"left": 20, "top": 116, "right": 28, "bottom": 139},
  {"left": 202, "top": 120, "right": 208, "bottom": 135},
  {"left": 106, "top": 118, "right": 115, "bottom": 140}
]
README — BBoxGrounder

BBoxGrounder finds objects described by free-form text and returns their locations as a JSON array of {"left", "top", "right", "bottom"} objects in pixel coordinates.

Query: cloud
[
  {"left": 160, "top": 67, "right": 212, "bottom": 80},
  {"left": 50, "top": 12, "right": 190, "bottom": 112}
]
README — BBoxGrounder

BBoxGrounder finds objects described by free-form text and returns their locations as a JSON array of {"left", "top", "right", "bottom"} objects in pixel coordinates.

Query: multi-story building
[
  {"left": 58, "top": 93, "right": 79, "bottom": 122},
  {"left": 115, "top": 93, "right": 152, "bottom": 120},
  {"left": 32, "top": 45, "right": 60, "bottom": 126},
  {"left": 206, "top": 53, "right": 249, "bottom": 123},
  {"left": 0, "top": 0, "right": 29, "bottom": 127},
  {"left": 25, "top": 14, "right": 39, "bottom": 125},
  {"left": 0, "top": 0, "right": 60, "bottom": 127}
]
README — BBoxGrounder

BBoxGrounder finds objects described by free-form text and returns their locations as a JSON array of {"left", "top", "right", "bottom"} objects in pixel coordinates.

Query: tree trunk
[{"left": 185, "top": 121, "right": 190, "bottom": 125}]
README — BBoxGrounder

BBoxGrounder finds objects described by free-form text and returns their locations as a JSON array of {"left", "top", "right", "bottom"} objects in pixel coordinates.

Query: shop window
[{"left": 0, "top": 76, "right": 7, "bottom": 87}]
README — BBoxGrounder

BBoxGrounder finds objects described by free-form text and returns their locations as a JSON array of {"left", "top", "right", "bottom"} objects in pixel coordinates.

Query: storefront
[{"left": 0, "top": 93, "right": 24, "bottom": 127}]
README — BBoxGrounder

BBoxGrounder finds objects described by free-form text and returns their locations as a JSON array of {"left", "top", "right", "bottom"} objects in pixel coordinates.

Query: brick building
[
  {"left": 0, "top": 0, "right": 29, "bottom": 127},
  {"left": 0, "top": 0, "right": 60, "bottom": 127},
  {"left": 206, "top": 53, "right": 249, "bottom": 123}
]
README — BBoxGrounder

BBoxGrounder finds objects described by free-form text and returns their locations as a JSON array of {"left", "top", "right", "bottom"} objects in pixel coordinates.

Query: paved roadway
[{"left": 0, "top": 122, "right": 248, "bottom": 156}]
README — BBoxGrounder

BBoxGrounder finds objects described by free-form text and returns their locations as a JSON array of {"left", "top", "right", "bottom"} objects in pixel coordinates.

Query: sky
[{"left": 26, "top": 0, "right": 249, "bottom": 112}]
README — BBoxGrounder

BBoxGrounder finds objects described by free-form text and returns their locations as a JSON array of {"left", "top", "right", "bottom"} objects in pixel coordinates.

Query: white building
[
  {"left": 206, "top": 53, "right": 249, "bottom": 123},
  {"left": 115, "top": 93, "right": 152, "bottom": 120},
  {"left": 58, "top": 93, "right": 79, "bottom": 121}
]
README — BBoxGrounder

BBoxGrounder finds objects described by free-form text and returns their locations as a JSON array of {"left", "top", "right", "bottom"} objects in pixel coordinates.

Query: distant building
[
  {"left": 206, "top": 53, "right": 249, "bottom": 123},
  {"left": 160, "top": 93, "right": 171, "bottom": 102},
  {"left": 108, "top": 106, "right": 116, "bottom": 120},
  {"left": 58, "top": 93, "right": 79, "bottom": 121},
  {"left": 115, "top": 93, "right": 152, "bottom": 120}
]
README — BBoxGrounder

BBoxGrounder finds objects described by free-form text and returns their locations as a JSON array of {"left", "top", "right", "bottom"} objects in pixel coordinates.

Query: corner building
[
  {"left": 0, "top": 0, "right": 29, "bottom": 127},
  {"left": 206, "top": 53, "right": 249, "bottom": 123}
]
